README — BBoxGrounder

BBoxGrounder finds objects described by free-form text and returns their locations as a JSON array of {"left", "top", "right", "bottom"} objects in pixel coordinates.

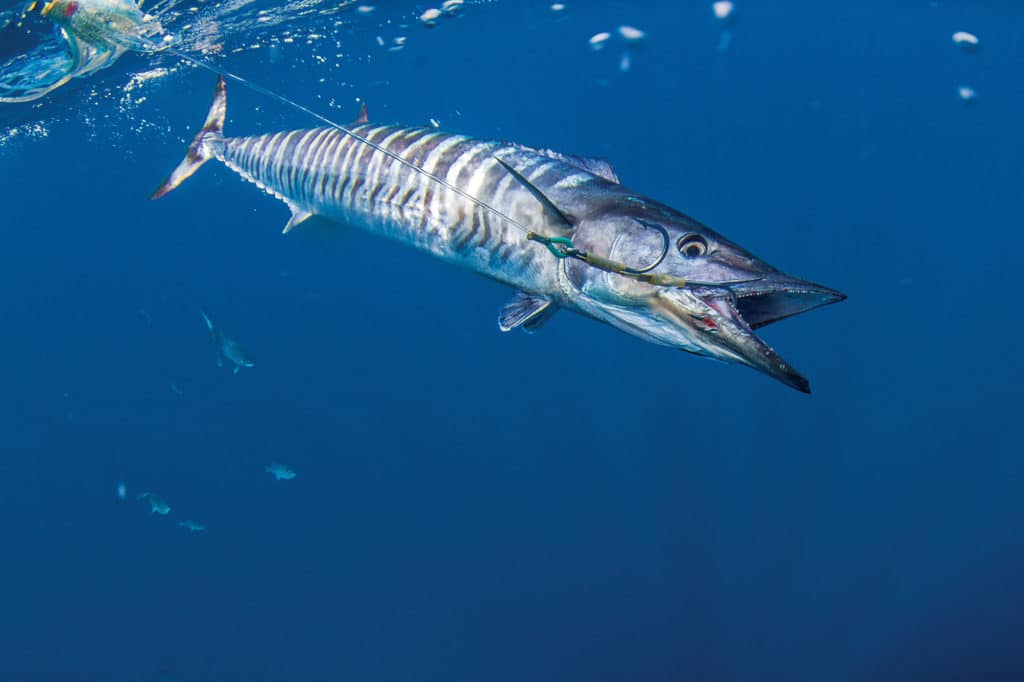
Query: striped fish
[{"left": 154, "top": 77, "right": 845, "bottom": 392}]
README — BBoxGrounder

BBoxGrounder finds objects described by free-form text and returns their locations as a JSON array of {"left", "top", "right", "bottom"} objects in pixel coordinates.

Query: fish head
[
  {"left": 223, "top": 340, "right": 255, "bottom": 368},
  {"left": 266, "top": 464, "right": 294, "bottom": 479},
  {"left": 562, "top": 199, "right": 845, "bottom": 392}
]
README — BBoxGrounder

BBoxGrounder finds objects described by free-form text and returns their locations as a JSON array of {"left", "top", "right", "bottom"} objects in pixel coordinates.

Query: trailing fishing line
[
  {"left": 11, "top": 0, "right": 690, "bottom": 286},
  {"left": 148, "top": 41, "right": 727, "bottom": 288}
]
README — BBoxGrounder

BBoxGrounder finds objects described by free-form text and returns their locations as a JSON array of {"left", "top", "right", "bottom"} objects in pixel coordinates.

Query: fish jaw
[
  {"left": 658, "top": 286, "right": 832, "bottom": 393},
  {"left": 561, "top": 205, "right": 845, "bottom": 392}
]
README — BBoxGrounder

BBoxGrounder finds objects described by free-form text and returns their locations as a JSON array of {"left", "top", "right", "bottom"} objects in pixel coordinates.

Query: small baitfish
[
  {"left": 201, "top": 310, "right": 254, "bottom": 375},
  {"left": 265, "top": 463, "right": 296, "bottom": 481},
  {"left": 177, "top": 520, "right": 205, "bottom": 532},
  {"left": 155, "top": 77, "right": 844, "bottom": 392},
  {"left": 137, "top": 491, "right": 170, "bottom": 515}
]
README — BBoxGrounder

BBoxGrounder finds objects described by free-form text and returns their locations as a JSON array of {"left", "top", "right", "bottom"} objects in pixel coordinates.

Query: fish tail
[
  {"left": 200, "top": 310, "right": 220, "bottom": 345},
  {"left": 151, "top": 76, "right": 227, "bottom": 199}
]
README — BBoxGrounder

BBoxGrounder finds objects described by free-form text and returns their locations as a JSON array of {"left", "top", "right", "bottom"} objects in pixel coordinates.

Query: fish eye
[{"left": 677, "top": 234, "right": 708, "bottom": 258}]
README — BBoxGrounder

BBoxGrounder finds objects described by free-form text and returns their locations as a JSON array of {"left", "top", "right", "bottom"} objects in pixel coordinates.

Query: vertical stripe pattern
[{"left": 213, "top": 124, "right": 609, "bottom": 286}]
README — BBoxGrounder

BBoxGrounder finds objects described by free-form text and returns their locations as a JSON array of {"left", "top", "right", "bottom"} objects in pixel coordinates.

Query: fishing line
[
  {"left": 160, "top": 45, "right": 537, "bottom": 239},
  {"left": 143, "top": 39, "right": 729, "bottom": 289},
  {"left": 21, "top": 0, "right": 709, "bottom": 287},
  {"left": 156, "top": 46, "right": 707, "bottom": 286}
]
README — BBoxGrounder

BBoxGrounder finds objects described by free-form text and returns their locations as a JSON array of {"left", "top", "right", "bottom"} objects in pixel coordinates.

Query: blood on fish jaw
[
  {"left": 704, "top": 294, "right": 738, "bottom": 322},
  {"left": 64, "top": 1, "right": 78, "bottom": 17}
]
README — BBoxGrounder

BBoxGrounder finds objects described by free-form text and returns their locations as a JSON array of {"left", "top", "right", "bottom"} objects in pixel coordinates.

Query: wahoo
[
  {"left": 201, "top": 310, "right": 254, "bottom": 374},
  {"left": 154, "top": 77, "right": 844, "bottom": 392}
]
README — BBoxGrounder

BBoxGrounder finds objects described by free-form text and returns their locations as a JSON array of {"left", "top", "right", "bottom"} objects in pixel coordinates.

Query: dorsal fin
[
  {"left": 521, "top": 146, "right": 620, "bottom": 183},
  {"left": 354, "top": 103, "right": 369, "bottom": 125}
]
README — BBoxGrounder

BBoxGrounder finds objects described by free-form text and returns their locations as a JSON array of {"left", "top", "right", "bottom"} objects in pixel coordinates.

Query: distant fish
[
  {"left": 137, "top": 491, "right": 170, "bottom": 515},
  {"left": 265, "top": 463, "right": 296, "bottom": 481},
  {"left": 712, "top": 1, "right": 735, "bottom": 21},
  {"left": 952, "top": 31, "right": 979, "bottom": 51},
  {"left": 589, "top": 31, "right": 611, "bottom": 49},
  {"left": 201, "top": 311, "right": 254, "bottom": 375},
  {"left": 116, "top": 480, "right": 127, "bottom": 501},
  {"left": 178, "top": 520, "right": 206, "bottom": 532},
  {"left": 958, "top": 85, "right": 977, "bottom": 104},
  {"left": 420, "top": 8, "right": 441, "bottom": 26},
  {"left": 617, "top": 25, "right": 646, "bottom": 43},
  {"left": 712, "top": 1, "right": 735, "bottom": 52}
]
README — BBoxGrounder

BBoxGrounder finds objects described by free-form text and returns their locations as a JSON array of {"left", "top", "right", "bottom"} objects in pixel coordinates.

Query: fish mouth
[
  {"left": 730, "top": 275, "right": 847, "bottom": 329},
  {"left": 685, "top": 276, "right": 845, "bottom": 393}
]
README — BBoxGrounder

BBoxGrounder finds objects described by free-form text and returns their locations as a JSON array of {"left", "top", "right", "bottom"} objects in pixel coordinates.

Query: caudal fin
[
  {"left": 151, "top": 76, "right": 227, "bottom": 200},
  {"left": 200, "top": 309, "right": 220, "bottom": 345}
]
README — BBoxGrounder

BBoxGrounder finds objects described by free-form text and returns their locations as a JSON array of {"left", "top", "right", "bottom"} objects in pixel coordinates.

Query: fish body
[
  {"left": 265, "top": 463, "right": 296, "bottom": 481},
  {"left": 137, "top": 491, "right": 170, "bottom": 515},
  {"left": 156, "top": 77, "right": 844, "bottom": 391},
  {"left": 178, "top": 520, "right": 205, "bottom": 532},
  {"left": 202, "top": 310, "right": 254, "bottom": 374}
]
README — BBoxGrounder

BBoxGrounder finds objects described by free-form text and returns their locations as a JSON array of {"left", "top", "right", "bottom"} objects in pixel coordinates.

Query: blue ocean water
[{"left": 1, "top": 1, "right": 1022, "bottom": 680}]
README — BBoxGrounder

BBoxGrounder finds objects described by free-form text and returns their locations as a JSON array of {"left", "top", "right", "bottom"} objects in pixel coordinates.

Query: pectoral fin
[
  {"left": 499, "top": 292, "right": 556, "bottom": 333},
  {"left": 494, "top": 157, "right": 575, "bottom": 232}
]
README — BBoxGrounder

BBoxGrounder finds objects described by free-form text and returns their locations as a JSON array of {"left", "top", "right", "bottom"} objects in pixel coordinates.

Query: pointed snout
[{"left": 728, "top": 272, "right": 846, "bottom": 330}]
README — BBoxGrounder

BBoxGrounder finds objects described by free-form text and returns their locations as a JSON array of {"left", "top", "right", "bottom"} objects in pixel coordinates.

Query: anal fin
[
  {"left": 499, "top": 292, "right": 556, "bottom": 333},
  {"left": 282, "top": 206, "right": 313, "bottom": 234}
]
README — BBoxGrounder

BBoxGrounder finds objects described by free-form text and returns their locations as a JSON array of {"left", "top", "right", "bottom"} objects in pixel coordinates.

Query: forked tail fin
[
  {"left": 151, "top": 76, "right": 227, "bottom": 200},
  {"left": 200, "top": 310, "right": 220, "bottom": 345}
]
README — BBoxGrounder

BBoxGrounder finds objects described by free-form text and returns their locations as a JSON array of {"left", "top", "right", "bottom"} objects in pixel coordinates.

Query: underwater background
[{"left": 1, "top": 1, "right": 1022, "bottom": 680}]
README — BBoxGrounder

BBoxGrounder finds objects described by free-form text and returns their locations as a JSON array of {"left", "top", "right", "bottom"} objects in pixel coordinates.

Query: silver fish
[
  {"left": 201, "top": 310, "right": 254, "bottom": 374},
  {"left": 155, "top": 77, "right": 844, "bottom": 392},
  {"left": 137, "top": 491, "right": 170, "bottom": 515},
  {"left": 264, "top": 463, "right": 296, "bottom": 481}
]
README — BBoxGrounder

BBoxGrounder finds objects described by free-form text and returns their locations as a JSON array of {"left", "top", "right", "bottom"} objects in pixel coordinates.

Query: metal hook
[{"left": 626, "top": 219, "right": 671, "bottom": 274}]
